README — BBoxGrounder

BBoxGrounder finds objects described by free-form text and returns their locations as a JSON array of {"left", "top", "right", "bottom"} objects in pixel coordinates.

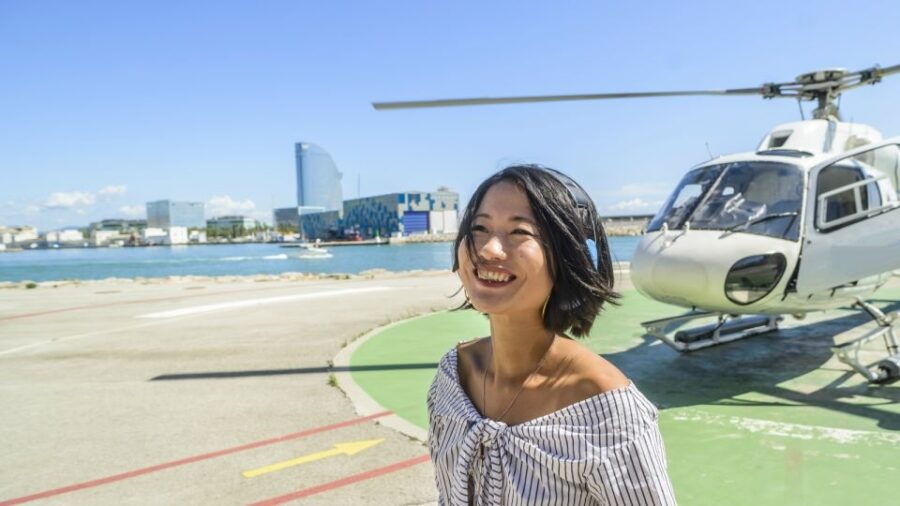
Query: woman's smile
[{"left": 473, "top": 266, "right": 517, "bottom": 287}]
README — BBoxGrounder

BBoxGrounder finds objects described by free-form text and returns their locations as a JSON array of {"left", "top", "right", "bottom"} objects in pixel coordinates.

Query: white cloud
[
  {"left": 43, "top": 191, "right": 96, "bottom": 209},
  {"left": 98, "top": 185, "right": 127, "bottom": 196},
  {"left": 24, "top": 205, "right": 41, "bottom": 214},
  {"left": 118, "top": 205, "right": 145, "bottom": 217},
  {"left": 607, "top": 198, "right": 664, "bottom": 213},
  {"left": 206, "top": 195, "right": 257, "bottom": 218}
]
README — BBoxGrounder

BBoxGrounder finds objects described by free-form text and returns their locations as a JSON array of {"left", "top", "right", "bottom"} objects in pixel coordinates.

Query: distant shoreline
[
  {"left": 0, "top": 262, "right": 632, "bottom": 289},
  {"left": 0, "top": 268, "right": 453, "bottom": 290}
]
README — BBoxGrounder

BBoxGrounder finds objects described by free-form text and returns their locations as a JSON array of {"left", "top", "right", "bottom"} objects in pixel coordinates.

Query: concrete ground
[
  {"left": 4, "top": 268, "right": 899, "bottom": 505},
  {"left": 0, "top": 271, "right": 464, "bottom": 505}
]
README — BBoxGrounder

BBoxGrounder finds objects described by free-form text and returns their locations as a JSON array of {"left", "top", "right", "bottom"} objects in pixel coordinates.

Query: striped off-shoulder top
[{"left": 426, "top": 346, "right": 676, "bottom": 505}]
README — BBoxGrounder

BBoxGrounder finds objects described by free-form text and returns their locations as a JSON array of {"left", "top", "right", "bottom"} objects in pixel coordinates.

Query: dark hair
[{"left": 452, "top": 164, "right": 620, "bottom": 337}]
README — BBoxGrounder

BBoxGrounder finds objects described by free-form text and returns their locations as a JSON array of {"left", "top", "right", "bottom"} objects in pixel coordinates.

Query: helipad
[{"left": 347, "top": 281, "right": 900, "bottom": 505}]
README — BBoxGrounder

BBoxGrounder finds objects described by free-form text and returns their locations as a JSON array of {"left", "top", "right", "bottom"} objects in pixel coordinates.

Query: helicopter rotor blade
[
  {"left": 877, "top": 63, "right": 900, "bottom": 76},
  {"left": 835, "top": 63, "right": 900, "bottom": 93},
  {"left": 372, "top": 64, "right": 898, "bottom": 111},
  {"left": 372, "top": 87, "right": 770, "bottom": 110}
]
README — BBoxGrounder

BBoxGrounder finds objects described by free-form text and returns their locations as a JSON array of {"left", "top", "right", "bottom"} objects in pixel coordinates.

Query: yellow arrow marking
[{"left": 242, "top": 438, "right": 385, "bottom": 478}]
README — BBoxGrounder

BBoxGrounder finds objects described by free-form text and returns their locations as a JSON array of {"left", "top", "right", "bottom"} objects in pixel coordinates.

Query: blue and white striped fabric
[{"left": 427, "top": 347, "right": 677, "bottom": 505}]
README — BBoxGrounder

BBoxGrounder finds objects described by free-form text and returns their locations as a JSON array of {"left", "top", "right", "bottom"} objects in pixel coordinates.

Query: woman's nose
[{"left": 479, "top": 235, "right": 507, "bottom": 260}]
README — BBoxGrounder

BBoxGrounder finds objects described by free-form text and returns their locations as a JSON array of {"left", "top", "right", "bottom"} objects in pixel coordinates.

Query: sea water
[{"left": 0, "top": 237, "right": 641, "bottom": 282}]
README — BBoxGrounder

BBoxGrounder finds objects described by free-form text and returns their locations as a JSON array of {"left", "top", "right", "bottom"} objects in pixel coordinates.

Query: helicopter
[{"left": 373, "top": 64, "right": 900, "bottom": 383}]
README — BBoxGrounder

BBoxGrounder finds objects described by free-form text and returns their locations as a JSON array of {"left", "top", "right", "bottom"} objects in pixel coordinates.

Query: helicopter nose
[
  {"left": 632, "top": 233, "right": 709, "bottom": 307},
  {"left": 651, "top": 256, "right": 709, "bottom": 300}
]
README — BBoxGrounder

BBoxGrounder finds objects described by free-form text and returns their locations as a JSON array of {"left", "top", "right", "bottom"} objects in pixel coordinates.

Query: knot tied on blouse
[
  {"left": 476, "top": 418, "right": 508, "bottom": 448},
  {"left": 427, "top": 346, "right": 677, "bottom": 506}
]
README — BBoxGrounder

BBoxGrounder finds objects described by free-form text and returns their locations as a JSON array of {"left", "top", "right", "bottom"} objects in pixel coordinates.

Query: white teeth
[{"left": 477, "top": 269, "right": 511, "bottom": 282}]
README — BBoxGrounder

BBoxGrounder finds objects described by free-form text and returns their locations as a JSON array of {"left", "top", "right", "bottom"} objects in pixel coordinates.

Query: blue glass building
[
  {"left": 299, "top": 189, "right": 459, "bottom": 239},
  {"left": 296, "top": 142, "right": 343, "bottom": 212}
]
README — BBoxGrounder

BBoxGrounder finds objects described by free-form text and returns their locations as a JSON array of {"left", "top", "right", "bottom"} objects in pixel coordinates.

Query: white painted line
[
  {"left": 136, "top": 286, "right": 394, "bottom": 319},
  {"left": 671, "top": 409, "right": 900, "bottom": 445},
  {"left": 0, "top": 318, "right": 192, "bottom": 357}
]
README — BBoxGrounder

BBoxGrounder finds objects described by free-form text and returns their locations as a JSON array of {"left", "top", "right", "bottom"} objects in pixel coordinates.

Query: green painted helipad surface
[{"left": 350, "top": 288, "right": 900, "bottom": 505}]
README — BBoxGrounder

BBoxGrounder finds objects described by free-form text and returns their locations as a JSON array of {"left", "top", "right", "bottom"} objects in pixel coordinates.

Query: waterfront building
[
  {"left": 142, "top": 227, "right": 167, "bottom": 246},
  {"left": 272, "top": 142, "right": 342, "bottom": 236},
  {"left": 44, "top": 229, "right": 84, "bottom": 244},
  {"left": 274, "top": 205, "right": 327, "bottom": 235},
  {"left": 296, "top": 142, "right": 342, "bottom": 212},
  {"left": 4, "top": 226, "right": 38, "bottom": 244},
  {"left": 189, "top": 229, "right": 207, "bottom": 243},
  {"left": 273, "top": 207, "right": 299, "bottom": 233},
  {"left": 299, "top": 209, "right": 342, "bottom": 239},
  {"left": 146, "top": 200, "right": 205, "bottom": 229},
  {"left": 0, "top": 227, "right": 15, "bottom": 244},
  {"left": 299, "top": 188, "right": 459, "bottom": 240},
  {"left": 90, "top": 229, "right": 123, "bottom": 247},
  {"left": 207, "top": 215, "right": 258, "bottom": 237},
  {"left": 165, "top": 226, "right": 188, "bottom": 245},
  {"left": 89, "top": 219, "right": 147, "bottom": 232}
]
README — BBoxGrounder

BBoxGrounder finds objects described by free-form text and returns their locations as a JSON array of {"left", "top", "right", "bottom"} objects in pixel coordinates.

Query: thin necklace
[{"left": 482, "top": 336, "right": 554, "bottom": 422}]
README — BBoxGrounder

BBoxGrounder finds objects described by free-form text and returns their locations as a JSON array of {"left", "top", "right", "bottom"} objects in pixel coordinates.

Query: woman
[{"left": 427, "top": 165, "right": 676, "bottom": 505}]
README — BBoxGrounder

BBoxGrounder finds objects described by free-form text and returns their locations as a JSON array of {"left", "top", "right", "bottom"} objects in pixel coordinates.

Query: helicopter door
[{"left": 795, "top": 139, "right": 900, "bottom": 295}]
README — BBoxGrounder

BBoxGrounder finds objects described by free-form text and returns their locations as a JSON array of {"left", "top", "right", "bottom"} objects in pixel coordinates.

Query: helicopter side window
[
  {"left": 817, "top": 164, "right": 866, "bottom": 222},
  {"left": 815, "top": 147, "right": 898, "bottom": 231}
]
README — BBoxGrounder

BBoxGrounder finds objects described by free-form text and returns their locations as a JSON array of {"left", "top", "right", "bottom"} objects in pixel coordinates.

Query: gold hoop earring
[{"left": 540, "top": 295, "right": 550, "bottom": 320}]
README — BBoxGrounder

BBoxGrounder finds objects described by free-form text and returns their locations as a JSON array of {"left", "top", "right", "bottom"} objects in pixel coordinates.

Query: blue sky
[{"left": 2, "top": 0, "right": 899, "bottom": 231}]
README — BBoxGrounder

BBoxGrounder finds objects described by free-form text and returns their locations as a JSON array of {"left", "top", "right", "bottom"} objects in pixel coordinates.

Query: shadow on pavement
[
  {"left": 605, "top": 300, "right": 900, "bottom": 430},
  {"left": 150, "top": 362, "right": 439, "bottom": 381}
]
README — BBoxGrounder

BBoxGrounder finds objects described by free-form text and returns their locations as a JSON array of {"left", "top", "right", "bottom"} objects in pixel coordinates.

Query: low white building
[
  {"left": 165, "top": 226, "right": 188, "bottom": 245},
  {"left": 142, "top": 227, "right": 167, "bottom": 246},
  {"left": 9, "top": 226, "right": 38, "bottom": 244},
  {"left": 44, "top": 229, "right": 83, "bottom": 244},
  {"left": 91, "top": 229, "right": 120, "bottom": 247},
  {"left": 189, "top": 229, "right": 207, "bottom": 243}
]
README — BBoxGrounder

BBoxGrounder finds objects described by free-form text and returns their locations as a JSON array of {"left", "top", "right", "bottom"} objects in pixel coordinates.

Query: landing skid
[
  {"left": 642, "top": 311, "right": 782, "bottom": 352},
  {"left": 832, "top": 298, "right": 900, "bottom": 383},
  {"left": 642, "top": 300, "right": 900, "bottom": 383}
]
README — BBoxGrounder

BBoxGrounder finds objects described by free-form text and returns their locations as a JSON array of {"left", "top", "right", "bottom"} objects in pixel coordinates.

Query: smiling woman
[{"left": 427, "top": 165, "right": 676, "bottom": 505}]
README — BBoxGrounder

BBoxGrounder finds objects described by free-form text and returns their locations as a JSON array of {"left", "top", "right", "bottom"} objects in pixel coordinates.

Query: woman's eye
[
  {"left": 471, "top": 225, "right": 487, "bottom": 232},
  {"left": 513, "top": 229, "right": 534, "bottom": 236}
]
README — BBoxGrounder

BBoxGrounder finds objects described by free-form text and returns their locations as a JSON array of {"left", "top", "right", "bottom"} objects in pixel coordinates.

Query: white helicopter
[{"left": 373, "top": 64, "right": 900, "bottom": 383}]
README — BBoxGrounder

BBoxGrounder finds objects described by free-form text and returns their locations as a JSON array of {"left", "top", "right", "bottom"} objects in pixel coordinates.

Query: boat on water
[{"left": 296, "top": 241, "right": 332, "bottom": 259}]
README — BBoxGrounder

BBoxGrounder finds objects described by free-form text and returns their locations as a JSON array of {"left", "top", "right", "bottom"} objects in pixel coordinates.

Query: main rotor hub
[{"left": 795, "top": 68, "right": 849, "bottom": 84}]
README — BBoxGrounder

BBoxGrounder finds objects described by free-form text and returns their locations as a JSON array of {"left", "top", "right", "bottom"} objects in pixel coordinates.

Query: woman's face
[{"left": 457, "top": 180, "right": 553, "bottom": 317}]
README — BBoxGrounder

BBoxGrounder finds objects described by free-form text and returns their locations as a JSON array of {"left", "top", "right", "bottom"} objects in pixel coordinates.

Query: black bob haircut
[{"left": 452, "top": 164, "right": 620, "bottom": 338}]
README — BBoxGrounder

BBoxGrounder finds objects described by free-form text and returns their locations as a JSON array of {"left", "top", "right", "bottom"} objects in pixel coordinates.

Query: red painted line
[
  {"left": 0, "top": 411, "right": 392, "bottom": 506},
  {"left": 0, "top": 283, "right": 324, "bottom": 322},
  {"left": 248, "top": 454, "right": 431, "bottom": 506}
]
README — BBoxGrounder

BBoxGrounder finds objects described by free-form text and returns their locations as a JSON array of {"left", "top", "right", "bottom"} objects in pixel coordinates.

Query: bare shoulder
[
  {"left": 455, "top": 336, "right": 490, "bottom": 379},
  {"left": 555, "top": 338, "right": 630, "bottom": 397}
]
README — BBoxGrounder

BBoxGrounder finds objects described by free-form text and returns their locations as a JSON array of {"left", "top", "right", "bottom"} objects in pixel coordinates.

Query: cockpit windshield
[{"left": 647, "top": 161, "right": 803, "bottom": 241}]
